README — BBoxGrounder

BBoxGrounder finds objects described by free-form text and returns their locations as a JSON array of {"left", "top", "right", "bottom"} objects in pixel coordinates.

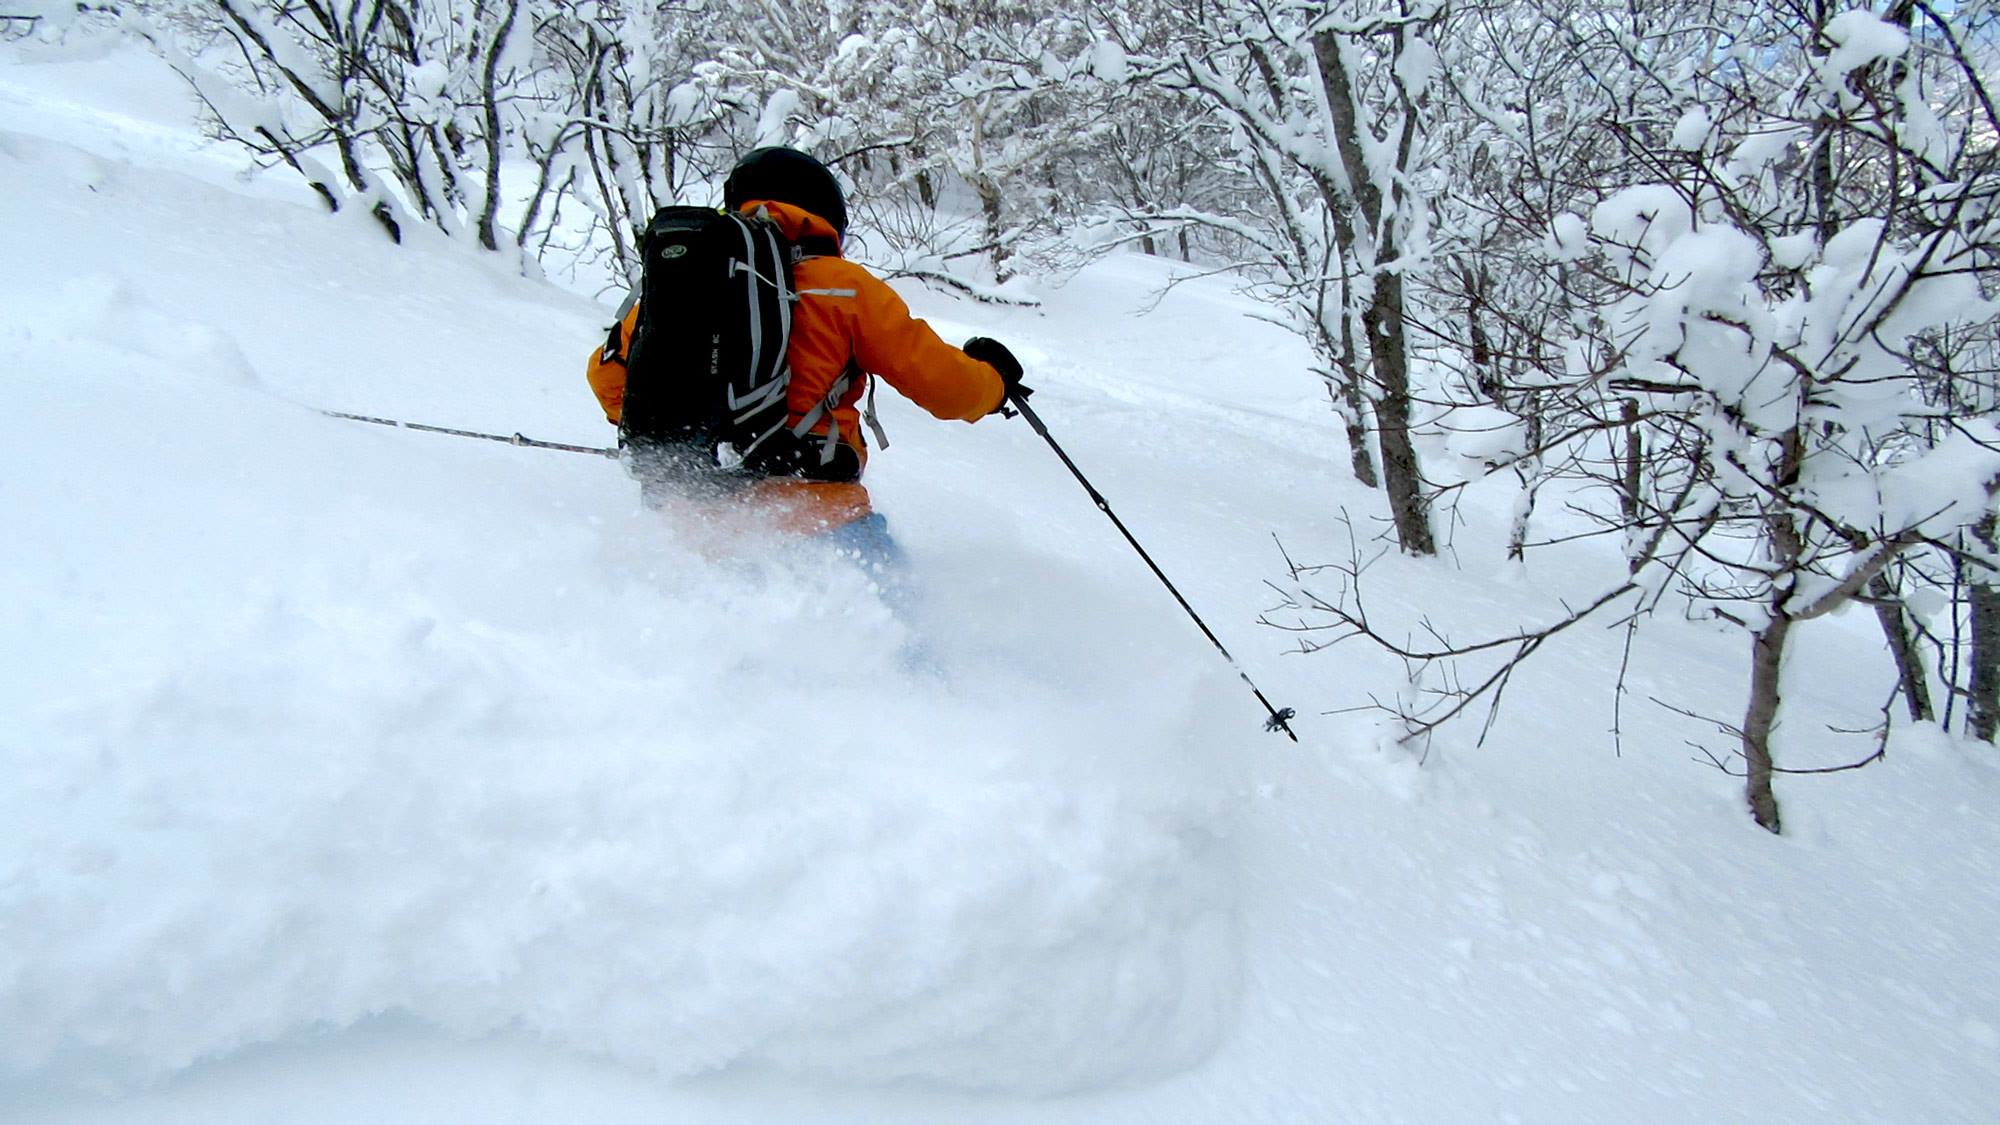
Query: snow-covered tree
[
  {"left": 1123, "top": 0, "right": 1449, "bottom": 554},
  {"left": 1568, "top": 3, "right": 2000, "bottom": 829},
  {"left": 1268, "top": 0, "right": 2000, "bottom": 834},
  {"left": 815, "top": 3, "right": 1119, "bottom": 294}
]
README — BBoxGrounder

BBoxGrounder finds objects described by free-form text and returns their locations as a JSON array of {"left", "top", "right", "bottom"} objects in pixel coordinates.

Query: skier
[{"left": 585, "top": 146, "right": 1027, "bottom": 569}]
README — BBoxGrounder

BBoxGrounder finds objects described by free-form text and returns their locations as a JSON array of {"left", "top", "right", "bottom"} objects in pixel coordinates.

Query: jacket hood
[{"left": 739, "top": 199, "right": 844, "bottom": 254}]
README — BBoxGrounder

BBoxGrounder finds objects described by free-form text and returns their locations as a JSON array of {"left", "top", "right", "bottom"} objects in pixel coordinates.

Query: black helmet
[{"left": 723, "top": 146, "right": 848, "bottom": 236}]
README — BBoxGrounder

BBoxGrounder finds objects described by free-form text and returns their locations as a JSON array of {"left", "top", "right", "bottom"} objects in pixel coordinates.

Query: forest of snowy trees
[{"left": 12, "top": 0, "right": 1998, "bottom": 833}]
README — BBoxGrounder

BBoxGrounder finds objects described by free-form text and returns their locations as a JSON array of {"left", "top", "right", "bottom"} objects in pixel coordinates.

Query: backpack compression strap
[
  {"left": 729, "top": 212, "right": 886, "bottom": 468},
  {"left": 727, "top": 214, "right": 799, "bottom": 461},
  {"left": 787, "top": 365, "right": 855, "bottom": 464}
]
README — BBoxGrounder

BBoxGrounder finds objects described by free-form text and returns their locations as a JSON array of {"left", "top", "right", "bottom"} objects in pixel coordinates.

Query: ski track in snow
[{"left": 5, "top": 37, "right": 2000, "bottom": 1125}]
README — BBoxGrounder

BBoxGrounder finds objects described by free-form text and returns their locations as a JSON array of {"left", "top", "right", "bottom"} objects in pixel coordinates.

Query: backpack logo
[{"left": 659, "top": 245, "right": 688, "bottom": 261}]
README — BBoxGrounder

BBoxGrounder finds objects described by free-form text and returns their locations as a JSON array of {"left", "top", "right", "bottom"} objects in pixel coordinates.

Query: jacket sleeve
[
  {"left": 847, "top": 271, "right": 1006, "bottom": 422},
  {"left": 586, "top": 300, "right": 642, "bottom": 425}
]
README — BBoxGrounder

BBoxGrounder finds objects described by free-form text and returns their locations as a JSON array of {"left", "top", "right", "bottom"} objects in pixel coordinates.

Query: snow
[
  {"left": 1670, "top": 107, "right": 1711, "bottom": 151},
  {"left": 1545, "top": 212, "right": 1588, "bottom": 261},
  {"left": 408, "top": 60, "right": 451, "bottom": 102},
  {"left": 1768, "top": 230, "right": 1817, "bottom": 269},
  {"left": 1821, "top": 9, "right": 1912, "bottom": 79},
  {"left": 754, "top": 89, "right": 802, "bottom": 148},
  {"left": 1817, "top": 10, "right": 1912, "bottom": 111},
  {"left": 5, "top": 37, "right": 2000, "bottom": 1125},
  {"left": 1807, "top": 422, "right": 2000, "bottom": 544},
  {"left": 1392, "top": 36, "right": 1440, "bottom": 96},
  {"left": 1087, "top": 40, "right": 1129, "bottom": 84},
  {"left": 1731, "top": 124, "right": 1811, "bottom": 173}
]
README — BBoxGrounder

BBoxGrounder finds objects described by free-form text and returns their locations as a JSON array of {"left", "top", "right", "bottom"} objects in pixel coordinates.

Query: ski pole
[
  {"left": 322, "top": 410, "right": 618, "bottom": 458},
  {"left": 1006, "top": 391, "right": 1298, "bottom": 741}
]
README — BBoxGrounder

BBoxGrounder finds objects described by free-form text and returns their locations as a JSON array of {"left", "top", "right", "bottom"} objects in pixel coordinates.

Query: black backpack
[{"left": 614, "top": 206, "right": 860, "bottom": 487}]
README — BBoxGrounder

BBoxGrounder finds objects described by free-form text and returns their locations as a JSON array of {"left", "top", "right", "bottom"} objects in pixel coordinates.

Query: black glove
[{"left": 963, "top": 336, "right": 1031, "bottom": 404}]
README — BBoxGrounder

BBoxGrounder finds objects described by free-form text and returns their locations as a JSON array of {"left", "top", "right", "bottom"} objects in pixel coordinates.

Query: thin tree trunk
[
  {"left": 978, "top": 176, "right": 1008, "bottom": 282},
  {"left": 514, "top": 126, "right": 572, "bottom": 251},
  {"left": 969, "top": 106, "right": 1008, "bottom": 283},
  {"left": 474, "top": 0, "right": 520, "bottom": 252},
  {"left": 1621, "top": 398, "right": 1643, "bottom": 525},
  {"left": 1869, "top": 571, "right": 1934, "bottom": 722},
  {"left": 255, "top": 126, "right": 340, "bottom": 213},
  {"left": 1744, "top": 437, "right": 1805, "bottom": 834},
  {"left": 1743, "top": 609, "right": 1790, "bottom": 834},
  {"left": 580, "top": 63, "right": 633, "bottom": 277},
  {"left": 1314, "top": 28, "right": 1431, "bottom": 555},
  {"left": 1340, "top": 376, "right": 1380, "bottom": 489},
  {"left": 1507, "top": 411, "right": 1544, "bottom": 562},
  {"left": 1507, "top": 469, "right": 1542, "bottom": 563},
  {"left": 1968, "top": 514, "right": 2000, "bottom": 742},
  {"left": 1366, "top": 275, "right": 1435, "bottom": 555}
]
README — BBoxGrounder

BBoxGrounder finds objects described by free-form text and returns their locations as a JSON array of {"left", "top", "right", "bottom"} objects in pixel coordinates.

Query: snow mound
[
  {"left": 2, "top": 519, "right": 1240, "bottom": 1095},
  {"left": 3, "top": 576, "right": 1238, "bottom": 1094}
]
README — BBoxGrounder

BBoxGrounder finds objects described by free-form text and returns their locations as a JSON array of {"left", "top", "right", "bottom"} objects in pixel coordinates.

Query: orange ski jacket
[{"left": 586, "top": 200, "right": 1005, "bottom": 529}]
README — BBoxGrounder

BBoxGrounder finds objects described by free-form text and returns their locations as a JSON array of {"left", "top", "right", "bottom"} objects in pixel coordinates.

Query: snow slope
[{"left": 5, "top": 35, "right": 2000, "bottom": 1124}]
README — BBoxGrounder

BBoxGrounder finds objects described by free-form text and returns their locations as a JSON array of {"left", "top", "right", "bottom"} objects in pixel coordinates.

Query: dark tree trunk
[
  {"left": 1341, "top": 377, "right": 1380, "bottom": 490},
  {"left": 1314, "top": 28, "right": 1432, "bottom": 555},
  {"left": 1969, "top": 515, "right": 2000, "bottom": 742},
  {"left": 1365, "top": 276, "right": 1436, "bottom": 555},
  {"left": 1621, "top": 398, "right": 1643, "bottom": 526},
  {"left": 1507, "top": 472, "right": 1542, "bottom": 563},
  {"left": 1742, "top": 609, "right": 1790, "bottom": 834},
  {"left": 1869, "top": 571, "right": 1934, "bottom": 722},
  {"left": 474, "top": 0, "right": 521, "bottom": 252},
  {"left": 1744, "top": 442, "right": 1806, "bottom": 835}
]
